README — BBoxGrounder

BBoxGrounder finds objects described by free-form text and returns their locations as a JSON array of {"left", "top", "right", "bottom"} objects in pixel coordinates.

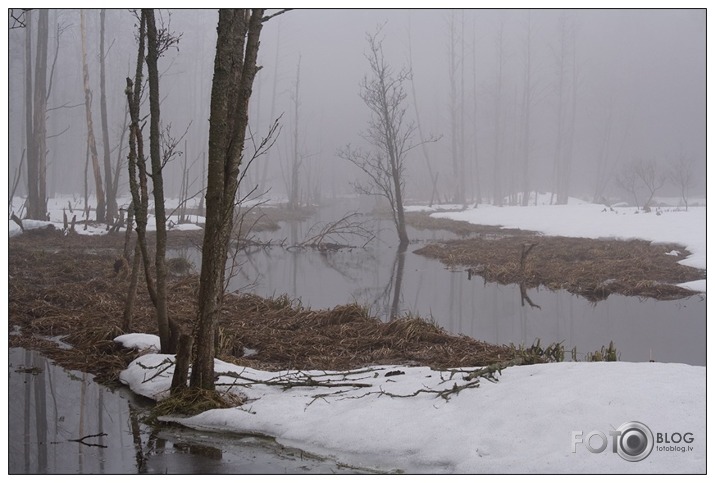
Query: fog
[{"left": 8, "top": 8, "right": 706, "bottom": 207}]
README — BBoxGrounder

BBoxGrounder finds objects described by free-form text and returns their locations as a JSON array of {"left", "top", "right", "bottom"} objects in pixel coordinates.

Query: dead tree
[
  {"left": 123, "top": 9, "right": 180, "bottom": 351},
  {"left": 669, "top": 151, "right": 695, "bottom": 211},
  {"left": 634, "top": 159, "right": 666, "bottom": 211},
  {"left": 406, "top": 13, "right": 439, "bottom": 206},
  {"left": 99, "top": 9, "right": 117, "bottom": 222},
  {"left": 80, "top": 9, "right": 106, "bottom": 222},
  {"left": 24, "top": 9, "right": 50, "bottom": 220},
  {"left": 339, "top": 26, "right": 428, "bottom": 251}
]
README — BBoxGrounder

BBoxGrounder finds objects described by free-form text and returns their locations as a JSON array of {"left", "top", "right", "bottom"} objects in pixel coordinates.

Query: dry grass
[
  {"left": 415, "top": 235, "right": 703, "bottom": 301},
  {"left": 9, "top": 228, "right": 529, "bottom": 385}
]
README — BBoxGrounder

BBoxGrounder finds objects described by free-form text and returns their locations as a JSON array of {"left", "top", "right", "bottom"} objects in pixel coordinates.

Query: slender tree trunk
[
  {"left": 25, "top": 10, "right": 38, "bottom": 219},
  {"left": 520, "top": 10, "right": 533, "bottom": 206},
  {"left": 471, "top": 16, "right": 481, "bottom": 207},
  {"left": 259, "top": 19, "right": 281, "bottom": 194},
  {"left": 144, "top": 9, "right": 172, "bottom": 353},
  {"left": 407, "top": 14, "right": 438, "bottom": 207},
  {"left": 35, "top": 10, "right": 48, "bottom": 217},
  {"left": 26, "top": 10, "right": 49, "bottom": 220},
  {"left": 125, "top": 12, "right": 159, "bottom": 339},
  {"left": 493, "top": 22, "right": 504, "bottom": 206},
  {"left": 459, "top": 10, "right": 466, "bottom": 206},
  {"left": 448, "top": 12, "right": 462, "bottom": 205},
  {"left": 80, "top": 9, "right": 106, "bottom": 222},
  {"left": 99, "top": 9, "right": 116, "bottom": 221},
  {"left": 290, "top": 56, "right": 301, "bottom": 210}
]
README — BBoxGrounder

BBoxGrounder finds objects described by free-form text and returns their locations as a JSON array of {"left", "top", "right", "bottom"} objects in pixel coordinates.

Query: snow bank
[{"left": 119, "top": 349, "right": 705, "bottom": 474}]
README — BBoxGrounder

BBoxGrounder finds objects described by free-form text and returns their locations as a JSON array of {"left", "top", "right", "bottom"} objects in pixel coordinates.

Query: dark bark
[
  {"left": 339, "top": 29, "right": 415, "bottom": 250},
  {"left": 24, "top": 10, "right": 37, "bottom": 219},
  {"left": 35, "top": 9, "right": 48, "bottom": 220},
  {"left": 124, "top": 13, "right": 157, "bottom": 336},
  {"left": 191, "top": 9, "right": 265, "bottom": 391},
  {"left": 25, "top": 10, "right": 50, "bottom": 220},
  {"left": 171, "top": 334, "right": 194, "bottom": 394},
  {"left": 144, "top": 9, "right": 172, "bottom": 353}
]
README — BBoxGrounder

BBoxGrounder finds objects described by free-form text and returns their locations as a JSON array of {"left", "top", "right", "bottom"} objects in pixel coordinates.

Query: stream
[
  {"left": 173, "top": 200, "right": 706, "bottom": 366},
  {"left": 8, "top": 347, "right": 371, "bottom": 474}
]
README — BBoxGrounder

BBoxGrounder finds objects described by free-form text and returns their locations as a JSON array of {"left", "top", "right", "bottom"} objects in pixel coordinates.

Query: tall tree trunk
[
  {"left": 144, "top": 8, "right": 172, "bottom": 353},
  {"left": 471, "top": 15, "right": 481, "bottom": 207},
  {"left": 24, "top": 10, "right": 38, "bottom": 219},
  {"left": 99, "top": 9, "right": 116, "bottom": 221},
  {"left": 34, "top": 10, "right": 49, "bottom": 219},
  {"left": 192, "top": 9, "right": 265, "bottom": 391},
  {"left": 124, "top": 12, "right": 159, "bottom": 341},
  {"left": 259, "top": 19, "right": 281, "bottom": 194},
  {"left": 520, "top": 10, "right": 533, "bottom": 206},
  {"left": 80, "top": 9, "right": 106, "bottom": 222},
  {"left": 407, "top": 14, "right": 438, "bottom": 207},
  {"left": 290, "top": 56, "right": 301, "bottom": 210},
  {"left": 493, "top": 22, "right": 504, "bottom": 207},
  {"left": 448, "top": 11, "right": 462, "bottom": 205},
  {"left": 25, "top": 10, "right": 49, "bottom": 220}
]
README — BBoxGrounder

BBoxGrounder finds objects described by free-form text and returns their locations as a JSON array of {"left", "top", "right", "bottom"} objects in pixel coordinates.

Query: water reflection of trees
[{"left": 360, "top": 248, "right": 406, "bottom": 321}]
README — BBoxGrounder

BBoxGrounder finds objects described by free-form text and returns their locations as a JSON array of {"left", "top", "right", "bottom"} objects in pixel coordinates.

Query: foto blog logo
[{"left": 571, "top": 421, "right": 654, "bottom": 462}]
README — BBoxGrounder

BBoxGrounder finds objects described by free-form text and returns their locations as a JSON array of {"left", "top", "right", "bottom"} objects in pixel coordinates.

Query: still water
[
  {"left": 174, "top": 200, "right": 705, "bottom": 366},
  {"left": 7, "top": 347, "right": 368, "bottom": 474}
]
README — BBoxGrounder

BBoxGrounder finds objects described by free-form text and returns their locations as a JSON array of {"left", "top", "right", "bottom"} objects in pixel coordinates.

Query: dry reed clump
[
  {"left": 10, "top": 230, "right": 527, "bottom": 385},
  {"left": 415, "top": 235, "right": 704, "bottom": 301}
]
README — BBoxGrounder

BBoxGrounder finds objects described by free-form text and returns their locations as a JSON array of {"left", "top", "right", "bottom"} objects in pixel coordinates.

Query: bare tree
[
  {"left": 339, "top": 26, "right": 426, "bottom": 251},
  {"left": 145, "top": 8, "right": 174, "bottom": 352},
  {"left": 519, "top": 10, "right": 534, "bottom": 206},
  {"left": 492, "top": 20, "right": 505, "bottom": 206},
  {"left": 447, "top": 11, "right": 466, "bottom": 206},
  {"left": 99, "top": 9, "right": 117, "bottom": 222},
  {"left": 670, "top": 151, "right": 695, "bottom": 211},
  {"left": 80, "top": 9, "right": 106, "bottom": 223},
  {"left": 407, "top": 13, "right": 439, "bottom": 207},
  {"left": 191, "top": 8, "right": 268, "bottom": 391},
  {"left": 123, "top": 9, "right": 181, "bottom": 351},
  {"left": 25, "top": 9, "right": 50, "bottom": 220},
  {"left": 615, "top": 160, "right": 640, "bottom": 208},
  {"left": 551, "top": 14, "right": 578, "bottom": 205},
  {"left": 634, "top": 159, "right": 666, "bottom": 210},
  {"left": 288, "top": 56, "right": 302, "bottom": 209}
]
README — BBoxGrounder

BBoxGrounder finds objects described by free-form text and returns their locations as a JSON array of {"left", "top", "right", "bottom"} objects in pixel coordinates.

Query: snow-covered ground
[
  {"left": 117, "top": 335, "right": 705, "bottom": 474},
  {"left": 8, "top": 194, "right": 206, "bottom": 237},
  {"left": 406, "top": 196, "right": 706, "bottom": 293}
]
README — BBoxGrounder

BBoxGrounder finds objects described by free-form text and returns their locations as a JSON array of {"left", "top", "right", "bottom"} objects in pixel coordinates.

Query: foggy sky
[{"left": 7, "top": 8, "right": 706, "bottom": 206}]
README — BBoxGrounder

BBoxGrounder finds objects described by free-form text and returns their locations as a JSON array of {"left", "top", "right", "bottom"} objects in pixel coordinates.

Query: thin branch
[{"left": 262, "top": 9, "right": 292, "bottom": 23}]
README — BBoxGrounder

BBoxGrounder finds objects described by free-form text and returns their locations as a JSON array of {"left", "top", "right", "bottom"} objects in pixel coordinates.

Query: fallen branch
[
  {"left": 216, "top": 369, "right": 374, "bottom": 390},
  {"left": 290, "top": 212, "right": 375, "bottom": 250},
  {"left": 137, "top": 358, "right": 174, "bottom": 383}
]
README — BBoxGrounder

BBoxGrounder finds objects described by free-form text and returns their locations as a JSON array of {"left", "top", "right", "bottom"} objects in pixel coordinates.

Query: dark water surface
[
  {"left": 7, "top": 347, "right": 367, "bottom": 474},
  {"left": 174, "top": 200, "right": 705, "bottom": 366}
]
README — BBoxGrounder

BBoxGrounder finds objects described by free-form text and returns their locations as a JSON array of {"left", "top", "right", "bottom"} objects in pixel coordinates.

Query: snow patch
[{"left": 118, "top": 347, "right": 705, "bottom": 474}]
